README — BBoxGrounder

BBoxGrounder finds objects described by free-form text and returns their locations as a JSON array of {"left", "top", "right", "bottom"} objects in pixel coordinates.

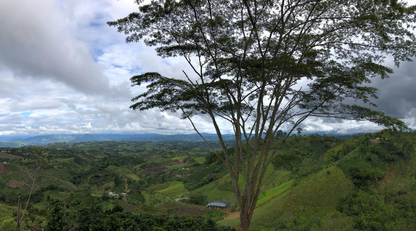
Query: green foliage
[
  {"left": 204, "top": 210, "right": 226, "bottom": 222},
  {"left": 1, "top": 132, "right": 415, "bottom": 230},
  {"left": 319, "top": 211, "right": 353, "bottom": 231},
  {"left": 325, "top": 145, "right": 345, "bottom": 162},
  {"left": 256, "top": 180, "right": 294, "bottom": 207},
  {"left": 184, "top": 164, "right": 227, "bottom": 191},
  {"left": 334, "top": 131, "right": 416, "bottom": 230},
  {"left": 20, "top": 184, "right": 64, "bottom": 204},
  {"left": 183, "top": 156, "right": 197, "bottom": 164},
  {"left": 272, "top": 154, "right": 302, "bottom": 171},
  {"left": 111, "top": 1, "right": 416, "bottom": 229},
  {"left": 271, "top": 134, "right": 345, "bottom": 178},
  {"left": 217, "top": 180, "right": 234, "bottom": 192},
  {"left": 0, "top": 218, "right": 18, "bottom": 231},
  {"left": 292, "top": 167, "right": 354, "bottom": 215},
  {"left": 0, "top": 204, "right": 16, "bottom": 222},
  {"left": 45, "top": 199, "right": 235, "bottom": 231},
  {"left": 371, "top": 141, "right": 403, "bottom": 162},
  {"left": 348, "top": 165, "right": 385, "bottom": 189},
  {"left": 266, "top": 216, "right": 320, "bottom": 231},
  {"left": 188, "top": 193, "right": 208, "bottom": 206},
  {"left": 46, "top": 199, "right": 65, "bottom": 231},
  {"left": 127, "top": 191, "right": 145, "bottom": 205},
  {"left": 140, "top": 161, "right": 159, "bottom": 169},
  {"left": 338, "top": 190, "right": 401, "bottom": 230}
]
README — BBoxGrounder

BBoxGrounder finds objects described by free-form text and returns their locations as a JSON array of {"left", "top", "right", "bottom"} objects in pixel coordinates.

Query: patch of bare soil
[
  {"left": 77, "top": 154, "right": 88, "bottom": 160},
  {"left": 223, "top": 209, "right": 240, "bottom": 220},
  {"left": 6, "top": 180, "right": 21, "bottom": 188},
  {"left": 0, "top": 163, "right": 11, "bottom": 176},
  {"left": 145, "top": 166, "right": 168, "bottom": 173}
]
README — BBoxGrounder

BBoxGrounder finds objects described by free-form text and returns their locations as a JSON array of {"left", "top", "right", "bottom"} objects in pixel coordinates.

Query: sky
[{"left": 0, "top": 0, "right": 415, "bottom": 137}]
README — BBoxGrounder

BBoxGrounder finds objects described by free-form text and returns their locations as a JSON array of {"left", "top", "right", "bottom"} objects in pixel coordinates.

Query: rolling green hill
[{"left": 0, "top": 130, "right": 415, "bottom": 230}]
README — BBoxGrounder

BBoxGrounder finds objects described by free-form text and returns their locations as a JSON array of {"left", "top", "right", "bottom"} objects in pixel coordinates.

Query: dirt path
[
  {"left": 223, "top": 211, "right": 240, "bottom": 220},
  {"left": 223, "top": 207, "right": 260, "bottom": 221}
]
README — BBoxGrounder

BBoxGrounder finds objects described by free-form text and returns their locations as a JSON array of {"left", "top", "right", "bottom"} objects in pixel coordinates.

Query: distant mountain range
[
  {"left": 0, "top": 131, "right": 360, "bottom": 148},
  {"left": 0, "top": 133, "right": 236, "bottom": 147}
]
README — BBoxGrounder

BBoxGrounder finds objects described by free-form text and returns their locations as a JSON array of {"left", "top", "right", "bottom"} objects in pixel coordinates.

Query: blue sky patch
[
  {"left": 129, "top": 66, "right": 142, "bottom": 74},
  {"left": 20, "top": 111, "right": 33, "bottom": 117}
]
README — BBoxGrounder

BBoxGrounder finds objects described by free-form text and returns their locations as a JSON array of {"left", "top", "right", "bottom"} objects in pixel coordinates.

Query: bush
[
  {"left": 272, "top": 154, "right": 302, "bottom": 170},
  {"left": 1, "top": 218, "right": 18, "bottom": 231},
  {"left": 337, "top": 191, "right": 397, "bottom": 231},
  {"left": 45, "top": 200, "right": 236, "bottom": 231},
  {"left": 188, "top": 193, "right": 207, "bottom": 206},
  {"left": 348, "top": 166, "right": 384, "bottom": 189}
]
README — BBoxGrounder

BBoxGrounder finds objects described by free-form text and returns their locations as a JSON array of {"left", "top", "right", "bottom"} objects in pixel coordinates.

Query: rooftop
[{"left": 206, "top": 202, "right": 227, "bottom": 207}]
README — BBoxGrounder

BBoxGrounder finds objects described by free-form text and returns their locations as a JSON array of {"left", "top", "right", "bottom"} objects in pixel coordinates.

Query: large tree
[{"left": 109, "top": 0, "right": 415, "bottom": 230}]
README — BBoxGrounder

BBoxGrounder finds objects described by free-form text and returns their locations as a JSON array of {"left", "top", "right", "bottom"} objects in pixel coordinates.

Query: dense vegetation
[{"left": 0, "top": 130, "right": 415, "bottom": 230}]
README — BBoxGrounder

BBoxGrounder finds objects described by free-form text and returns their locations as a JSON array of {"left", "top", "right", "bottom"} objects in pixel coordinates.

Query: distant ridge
[
  {"left": 0, "top": 133, "right": 235, "bottom": 147},
  {"left": 0, "top": 131, "right": 363, "bottom": 147}
]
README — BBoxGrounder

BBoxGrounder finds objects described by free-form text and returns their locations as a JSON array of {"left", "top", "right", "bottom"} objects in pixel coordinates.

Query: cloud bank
[{"left": 0, "top": 0, "right": 415, "bottom": 137}]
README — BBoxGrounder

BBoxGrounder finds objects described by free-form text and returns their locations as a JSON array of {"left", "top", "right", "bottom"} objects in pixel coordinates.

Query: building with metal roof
[{"left": 206, "top": 201, "right": 227, "bottom": 209}]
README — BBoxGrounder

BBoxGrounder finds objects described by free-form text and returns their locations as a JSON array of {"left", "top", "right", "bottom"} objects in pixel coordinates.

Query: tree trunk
[
  {"left": 240, "top": 212, "right": 251, "bottom": 231},
  {"left": 17, "top": 195, "right": 20, "bottom": 229}
]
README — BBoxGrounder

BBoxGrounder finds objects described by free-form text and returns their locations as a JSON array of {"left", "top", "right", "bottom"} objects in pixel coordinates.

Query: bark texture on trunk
[{"left": 17, "top": 195, "right": 21, "bottom": 229}]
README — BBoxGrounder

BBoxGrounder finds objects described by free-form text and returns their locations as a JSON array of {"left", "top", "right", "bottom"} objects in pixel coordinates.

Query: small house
[
  {"left": 175, "top": 196, "right": 189, "bottom": 202},
  {"left": 109, "top": 192, "right": 118, "bottom": 197},
  {"left": 206, "top": 201, "right": 227, "bottom": 210}
]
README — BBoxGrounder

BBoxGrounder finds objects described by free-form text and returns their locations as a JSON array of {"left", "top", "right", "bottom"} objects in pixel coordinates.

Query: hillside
[
  {"left": 219, "top": 130, "right": 416, "bottom": 230},
  {"left": 0, "top": 131, "right": 415, "bottom": 230}
]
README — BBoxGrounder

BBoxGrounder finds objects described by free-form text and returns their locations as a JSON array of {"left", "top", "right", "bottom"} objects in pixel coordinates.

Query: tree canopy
[{"left": 109, "top": 0, "right": 416, "bottom": 230}]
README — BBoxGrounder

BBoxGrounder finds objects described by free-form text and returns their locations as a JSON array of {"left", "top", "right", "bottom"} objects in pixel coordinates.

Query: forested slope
[{"left": 0, "top": 131, "right": 415, "bottom": 230}]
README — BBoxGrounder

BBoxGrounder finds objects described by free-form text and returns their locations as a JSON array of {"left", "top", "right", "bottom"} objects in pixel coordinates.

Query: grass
[
  {"left": 290, "top": 166, "right": 353, "bottom": 216},
  {"left": 248, "top": 166, "right": 353, "bottom": 229},
  {"left": 194, "top": 166, "right": 291, "bottom": 207},
  {"left": 172, "top": 156, "right": 185, "bottom": 162},
  {"left": 217, "top": 214, "right": 241, "bottom": 228},
  {"left": 101, "top": 201, "right": 114, "bottom": 211},
  {"left": 261, "top": 168, "right": 292, "bottom": 191},
  {"left": 127, "top": 174, "right": 140, "bottom": 181},
  {"left": 256, "top": 180, "right": 294, "bottom": 207},
  {"left": 157, "top": 181, "right": 188, "bottom": 198},
  {"left": 143, "top": 181, "right": 189, "bottom": 203},
  {"left": 218, "top": 166, "right": 354, "bottom": 230},
  {"left": 195, "top": 175, "right": 237, "bottom": 204},
  {"left": 195, "top": 157, "right": 205, "bottom": 164},
  {"left": 147, "top": 182, "right": 171, "bottom": 192},
  {"left": 105, "top": 165, "right": 133, "bottom": 177},
  {"left": 0, "top": 153, "right": 20, "bottom": 159},
  {"left": 53, "top": 158, "right": 75, "bottom": 163},
  {"left": 0, "top": 203, "right": 16, "bottom": 221}
]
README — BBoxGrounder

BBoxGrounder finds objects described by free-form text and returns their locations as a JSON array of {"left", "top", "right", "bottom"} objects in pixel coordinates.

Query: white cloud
[
  {"left": 0, "top": 0, "right": 414, "bottom": 137},
  {"left": 0, "top": 1, "right": 112, "bottom": 95}
]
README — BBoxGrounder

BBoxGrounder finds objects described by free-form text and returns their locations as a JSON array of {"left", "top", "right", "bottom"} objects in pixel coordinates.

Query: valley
[{"left": 0, "top": 130, "right": 415, "bottom": 230}]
